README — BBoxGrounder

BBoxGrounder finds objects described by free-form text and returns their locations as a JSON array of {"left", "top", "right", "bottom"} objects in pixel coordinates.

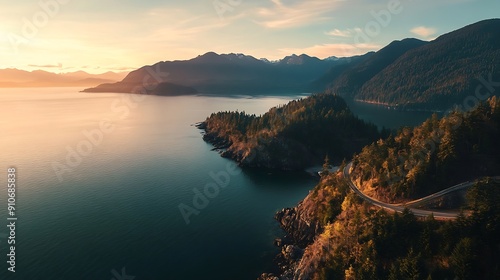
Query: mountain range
[
  {"left": 86, "top": 19, "right": 500, "bottom": 111},
  {"left": 83, "top": 52, "right": 349, "bottom": 95},
  {"left": 0, "top": 69, "right": 128, "bottom": 87},
  {"left": 331, "top": 18, "right": 500, "bottom": 111}
]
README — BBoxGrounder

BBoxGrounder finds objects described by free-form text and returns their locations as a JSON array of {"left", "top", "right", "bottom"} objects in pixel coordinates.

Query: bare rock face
[
  {"left": 259, "top": 173, "right": 347, "bottom": 280},
  {"left": 275, "top": 205, "right": 323, "bottom": 248},
  {"left": 258, "top": 200, "right": 324, "bottom": 280},
  {"left": 258, "top": 245, "right": 304, "bottom": 280},
  {"left": 257, "top": 273, "right": 280, "bottom": 280},
  {"left": 200, "top": 124, "right": 315, "bottom": 170}
]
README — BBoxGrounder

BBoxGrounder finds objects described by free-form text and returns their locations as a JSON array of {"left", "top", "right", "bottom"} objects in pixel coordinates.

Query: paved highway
[{"left": 341, "top": 162, "right": 499, "bottom": 220}]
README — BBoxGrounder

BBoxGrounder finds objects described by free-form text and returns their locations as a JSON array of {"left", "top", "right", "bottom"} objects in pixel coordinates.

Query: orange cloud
[{"left": 410, "top": 26, "right": 437, "bottom": 38}]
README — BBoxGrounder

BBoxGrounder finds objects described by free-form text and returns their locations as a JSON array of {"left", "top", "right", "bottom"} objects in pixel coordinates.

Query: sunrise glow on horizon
[{"left": 1, "top": 0, "right": 498, "bottom": 74}]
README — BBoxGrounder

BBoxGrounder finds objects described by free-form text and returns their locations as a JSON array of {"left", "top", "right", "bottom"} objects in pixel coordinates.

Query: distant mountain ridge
[
  {"left": 83, "top": 53, "right": 350, "bottom": 95},
  {"left": 0, "top": 69, "right": 128, "bottom": 87},
  {"left": 84, "top": 19, "right": 500, "bottom": 110},
  {"left": 326, "top": 38, "right": 428, "bottom": 96},
  {"left": 328, "top": 19, "right": 500, "bottom": 111}
]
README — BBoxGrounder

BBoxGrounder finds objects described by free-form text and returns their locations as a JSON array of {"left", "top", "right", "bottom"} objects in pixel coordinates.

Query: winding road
[{"left": 342, "top": 162, "right": 499, "bottom": 220}]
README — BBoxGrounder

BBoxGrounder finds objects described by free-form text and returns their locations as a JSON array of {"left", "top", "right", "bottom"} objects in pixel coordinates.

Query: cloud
[
  {"left": 255, "top": 0, "right": 342, "bottom": 29},
  {"left": 278, "top": 43, "right": 381, "bottom": 58},
  {"left": 410, "top": 26, "right": 437, "bottom": 38},
  {"left": 325, "top": 28, "right": 357, "bottom": 37},
  {"left": 28, "top": 63, "right": 62, "bottom": 68},
  {"left": 103, "top": 66, "right": 137, "bottom": 71}
]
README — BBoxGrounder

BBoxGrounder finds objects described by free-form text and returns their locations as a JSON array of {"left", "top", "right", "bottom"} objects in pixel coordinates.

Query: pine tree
[
  {"left": 321, "top": 154, "right": 331, "bottom": 176},
  {"left": 450, "top": 238, "right": 476, "bottom": 280}
]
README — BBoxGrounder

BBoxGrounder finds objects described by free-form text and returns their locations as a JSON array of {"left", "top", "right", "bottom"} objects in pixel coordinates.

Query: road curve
[{"left": 342, "top": 162, "right": 477, "bottom": 220}]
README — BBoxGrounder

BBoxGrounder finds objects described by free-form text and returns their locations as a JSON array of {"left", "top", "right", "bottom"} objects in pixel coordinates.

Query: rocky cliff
[{"left": 259, "top": 172, "right": 349, "bottom": 279}]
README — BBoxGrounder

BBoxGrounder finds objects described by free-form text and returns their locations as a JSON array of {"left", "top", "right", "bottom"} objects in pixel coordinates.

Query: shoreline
[{"left": 353, "top": 99, "right": 446, "bottom": 113}]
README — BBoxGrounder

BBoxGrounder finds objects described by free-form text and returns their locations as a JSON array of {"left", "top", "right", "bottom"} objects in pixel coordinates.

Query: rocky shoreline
[
  {"left": 196, "top": 115, "right": 351, "bottom": 279},
  {"left": 196, "top": 122, "right": 315, "bottom": 170},
  {"left": 197, "top": 121, "right": 316, "bottom": 279},
  {"left": 258, "top": 189, "right": 332, "bottom": 280},
  {"left": 197, "top": 123, "right": 232, "bottom": 151}
]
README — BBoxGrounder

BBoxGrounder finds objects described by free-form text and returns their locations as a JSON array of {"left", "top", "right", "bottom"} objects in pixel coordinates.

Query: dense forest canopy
[
  {"left": 351, "top": 96, "right": 500, "bottom": 203},
  {"left": 200, "top": 94, "right": 383, "bottom": 170},
  {"left": 325, "top": 19, "right": 500, "bottom": 111},
  {"left": 291, "top": 176, "right": 500, "bottom": 280},
  {"left": 326, "top": 38, "right": 428, "bottom": 98}
]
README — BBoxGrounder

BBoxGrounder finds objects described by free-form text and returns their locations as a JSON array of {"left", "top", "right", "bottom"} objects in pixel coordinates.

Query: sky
[{"left": 0, "top": 0, "right": 498, "bottom": 74}]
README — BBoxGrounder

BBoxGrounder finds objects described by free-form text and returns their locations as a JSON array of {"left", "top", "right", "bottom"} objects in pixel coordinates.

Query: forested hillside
[
  {"left": 261, "top": 165, "right": 500, "bottom": 280},
  {"left": 354, "top": 19, "right": 500, "bottom": 110},
  {"left": 259, "top": 97, "right": 500, "bottom": 280},
  {"left": 351, "top": 96, "right": 500, "bottom": 203},
  {"left": 199, "top": 94, "right": 382, "bottom": 170},
  {"left": 322, "top": 19, "right": 500, "bottom": 111},
  {"left": 327, "top": 38, "right": 427, "bottom": 97}
]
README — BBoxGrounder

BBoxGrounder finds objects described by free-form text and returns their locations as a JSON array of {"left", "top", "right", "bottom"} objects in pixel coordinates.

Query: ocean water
[
  {"left": 0, "top": 88, "right": 435, "bottom": 280},
  {"left": 347, "top": 100, "right": 440, "bottom": 130},
  {"left": 0, "top": 88, "right": 317, "bottom": 280}
]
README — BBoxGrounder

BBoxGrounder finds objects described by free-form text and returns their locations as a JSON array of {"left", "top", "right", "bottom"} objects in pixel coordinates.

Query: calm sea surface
[{"left": 0, "top": 88, "right": 433, "bottom": 280}]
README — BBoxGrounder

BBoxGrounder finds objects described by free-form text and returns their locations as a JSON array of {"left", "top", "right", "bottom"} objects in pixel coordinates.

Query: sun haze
[{"left": 1, "top": 0, "right": 498, "bottom": 73}]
